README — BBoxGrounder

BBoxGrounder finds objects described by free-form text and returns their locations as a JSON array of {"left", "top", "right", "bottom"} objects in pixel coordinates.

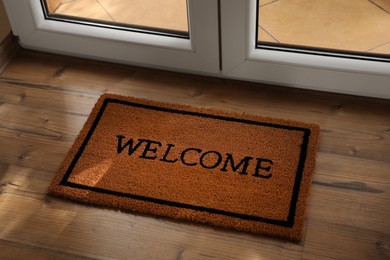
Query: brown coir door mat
[{"left": 48, "top": 93, "right": 320, "bottom": 241}]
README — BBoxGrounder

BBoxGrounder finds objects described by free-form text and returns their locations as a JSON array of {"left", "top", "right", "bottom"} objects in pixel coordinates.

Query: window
[
  {"left": 221, "top": 0, "right": 390, "bottom": 98},
  {"left": 44, "top": 0, "right": 190, "bottom": 38},
  {"left": 257, "top": 0, "right": 390, "bottom": 60},
  {"left": 4, "top": 0, "right": 220, "bottom": 73},
  {"left": 4, "top": 0, "right": 390, "bottom": 98}
]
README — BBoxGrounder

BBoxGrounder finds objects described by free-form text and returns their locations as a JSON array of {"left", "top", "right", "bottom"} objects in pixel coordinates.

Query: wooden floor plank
[
  {"left": 0, "top": 239, "right": 94, "bottom": 260},
  {"left": 315, "top": 152, "right": 390, "bottom": 184},
  {"left": 313, "top": 151, "right": 390, "bottom": 230},
  {"left": 1, "top": 50, "right": 389, "bottom": 259},
  {"left": 0, "top": 101, "right": 86, "bottom": 139},
  {"left": 302, "top": 219, "right": 390, "bottom": 260},
  {"left": 0, "top": 81, "right": 98, "bottom": 115}
]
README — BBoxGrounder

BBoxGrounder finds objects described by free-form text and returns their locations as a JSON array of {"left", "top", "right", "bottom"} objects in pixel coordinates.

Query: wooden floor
[{"left": 0, "top": 50, "right": 389, "bottom": 259}]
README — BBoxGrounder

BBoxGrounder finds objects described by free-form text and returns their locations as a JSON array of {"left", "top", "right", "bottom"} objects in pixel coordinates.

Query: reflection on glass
[
  {"left": 44, "top": 0, "right": 189, "bottom": 38},
  {"left": 257, "top": 0, "right": 390, "bottom": 57}
]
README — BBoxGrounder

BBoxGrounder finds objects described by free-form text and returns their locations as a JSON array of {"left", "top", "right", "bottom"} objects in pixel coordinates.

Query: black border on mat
[{"left": 59, "top": 98, "right": 311, "bottom": 228}]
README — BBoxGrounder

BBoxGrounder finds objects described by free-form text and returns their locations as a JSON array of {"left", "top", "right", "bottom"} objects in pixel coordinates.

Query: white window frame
[
  {"left": 3, "top": 0, "right": 220, "bottom": 74},
  {"left": 221, "top": 0, "right": 390, "bottom": 99}
]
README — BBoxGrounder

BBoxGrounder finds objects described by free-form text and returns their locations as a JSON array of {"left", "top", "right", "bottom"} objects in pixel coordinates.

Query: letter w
[{"left": 116, "top": 135, "right": 144, "bottom": 155}]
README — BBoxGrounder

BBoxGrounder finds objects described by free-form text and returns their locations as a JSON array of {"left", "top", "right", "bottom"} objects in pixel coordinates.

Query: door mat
[{"left": 48, "top": 93, "right": 320, "bottom": 241}]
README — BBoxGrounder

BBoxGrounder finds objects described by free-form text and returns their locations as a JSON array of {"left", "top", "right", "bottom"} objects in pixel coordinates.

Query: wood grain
[
  {"left": 0, "top": 50, "right": 389, "bottom": 259},
  {"left": 0, "top": 0, "right": 11, "bottom": 43},
  {"left": 0, "top": 35, "right": 19, "bottom": 73}
]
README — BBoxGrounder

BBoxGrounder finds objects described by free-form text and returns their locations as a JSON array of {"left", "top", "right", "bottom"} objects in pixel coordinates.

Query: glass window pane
[
  {"left": 44, "top": 0, "right": 189, "bottom": 38},
  {"left": 257, "top": 0, "right": 390, "bottom": 58}
]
